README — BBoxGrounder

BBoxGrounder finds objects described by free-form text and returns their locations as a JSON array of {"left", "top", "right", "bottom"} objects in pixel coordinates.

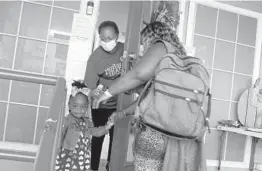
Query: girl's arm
[
  {"left": 85, "top": 119, "right": 109, "bottom": 137},
  {"left": 102, "top": 99, "right": 138, "bottom": 132},
  {"left": 87, "top": 100, "right": 138, "bottom": 137}
]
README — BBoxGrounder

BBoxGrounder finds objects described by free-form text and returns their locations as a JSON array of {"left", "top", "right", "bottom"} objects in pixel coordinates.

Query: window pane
[
  {"left": 207, "top": 69, "right": 212, "bottom": 78},
  {"left": 195, "top": 4, "right": 217, "bottom": 37},
  {"left": 0, "top": 1, "right": 21, "bottom": 34},
  {"left": 44, "top": 43, "right": 68, "bottom": 76},
  {"left": 211, "top": 71, "right": 232, "bottom": 100},
  {"left": 14, "top": 38, "right": 45, "bottom": 73},
  {"left": 235, "top": 45, "right": 255, "bottom": 75},
  {"left": 230, "top": 102, "right": 238, "bottom": 121},
  {"left": 205, "top": 130, "right": 222, "bottom": 160},
  {"left": 0, "top": 79, "right": 10, "bottom": 101},
  {"left": 53, "top": 1, "right": 81, "bottom": 11},
  {"left": 216, "top": 10, "right": 238, "bottom": 42},
  {"left": 214, "top": 40, "right": 235, "bottom": 71},
  {"left": 0, "top": 102, "right": 7, "bottom": 141},
  {"left": 232, "top": 74, "right": 252, "bottom": 101},
  {"left": 49, "top": 8, "right": 74, "bottom": 44},
  {"left": 0, "top": 35, "right": 16, "bottom": 69},
  {"left": 5, "top": 104, "right": 37, "bottom": 144},
  {"left": 210, "top": 100, "right": 229, "bottom": 127},
  {"left": 225, "top": 133, "right": 246, "bottom": 161},
  {"left": 238, "top": 15, "right": 257, "bottom": 46},
  {"left": 40, "top": 84, "right": 54, "bottom": 107},
  {"left": 35, "top": 107, "right": 48, "bottom": 144},
  {"left": 194, "top": 35, "right": 215, "bottom": 68},
  {"left": 10, "top": 81, "right": 40, "bottom": 105},
  {"left": 19, "top": 2, "right": 51, "bottom": 39}
]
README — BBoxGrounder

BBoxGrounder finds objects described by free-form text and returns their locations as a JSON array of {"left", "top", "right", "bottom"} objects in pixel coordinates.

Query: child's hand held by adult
[{"left": 89, "top": 126, "right": 109, "bottom": 137}]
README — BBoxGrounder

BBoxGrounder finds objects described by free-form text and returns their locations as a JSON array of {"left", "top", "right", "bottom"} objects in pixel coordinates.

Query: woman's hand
[
  {"left": 92, "top": 90, "right": 113, "bottom": 109},
  {"left": 89, "top": 126, "right": 109, "bottom": 137},
  {"left": 108, "top": 110, "right": 126, "bottom": 123}
]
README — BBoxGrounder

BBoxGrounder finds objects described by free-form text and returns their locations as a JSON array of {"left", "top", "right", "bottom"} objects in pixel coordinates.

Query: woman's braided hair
[
  {"left": 141, "top": 1, "right": 186, "bottom": 57},
  {"left": 141, "top": 21, "right": 186, "bottom": 56}
]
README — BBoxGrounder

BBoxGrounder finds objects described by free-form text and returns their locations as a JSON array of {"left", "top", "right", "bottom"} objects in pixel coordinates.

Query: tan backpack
[{"left": 134, "top": 52, "right": 212, "bottom": 139}]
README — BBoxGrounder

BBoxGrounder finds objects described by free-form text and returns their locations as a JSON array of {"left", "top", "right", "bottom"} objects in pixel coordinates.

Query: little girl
[{"left": 55, "top": 80, "right": 108, "bottom": 171}]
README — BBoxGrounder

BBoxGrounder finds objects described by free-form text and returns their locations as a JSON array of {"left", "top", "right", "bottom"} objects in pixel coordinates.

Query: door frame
[
  {"left": 186, "top": 0, "right": 262, "bottom": 168},
  {"left": 109, "top": 1, "right": 144, "bottom": 171}
]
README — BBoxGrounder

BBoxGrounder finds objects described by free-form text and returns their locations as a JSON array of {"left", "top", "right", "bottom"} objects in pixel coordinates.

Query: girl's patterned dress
[{"left": 55, "top": 119, "right": 91, "bottom": 171}]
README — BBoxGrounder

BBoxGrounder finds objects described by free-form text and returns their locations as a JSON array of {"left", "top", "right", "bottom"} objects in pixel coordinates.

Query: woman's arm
[
  {"left": 89, "top": 99, "right": 138, "bottom": 136},
  {"left": 108, "top": 42, "right": 167, "bottom": 96}
]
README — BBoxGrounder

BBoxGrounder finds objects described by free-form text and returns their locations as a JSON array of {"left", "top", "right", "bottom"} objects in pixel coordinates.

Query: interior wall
[{"left": 96, "top": 1, "right": 129, "bottom": 33}]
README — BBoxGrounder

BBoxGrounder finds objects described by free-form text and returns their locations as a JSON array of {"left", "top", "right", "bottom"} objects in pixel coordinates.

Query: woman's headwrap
[{"left": 147, "top": 1, "right": 180, "bottom": 31}]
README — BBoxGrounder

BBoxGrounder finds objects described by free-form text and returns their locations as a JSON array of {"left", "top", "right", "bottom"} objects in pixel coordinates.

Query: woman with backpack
[{"left": 92, "top": 19, "right": 209, "bottom": 171}]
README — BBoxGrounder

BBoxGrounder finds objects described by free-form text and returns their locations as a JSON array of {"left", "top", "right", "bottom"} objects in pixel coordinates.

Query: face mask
[{"left": 100, "top": 40, "right": 117, "bottom": 52}]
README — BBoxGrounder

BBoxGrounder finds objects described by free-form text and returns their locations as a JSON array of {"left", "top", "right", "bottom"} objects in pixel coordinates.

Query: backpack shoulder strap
[
  {"left": 136, "top": 77, "right": 154, "bottom": 107},
  {"left": 136, "top": 40, "right": 175, "bottom": 107},
  {"left": 153, "top": 39, "right": 175, "bottom": 53}
]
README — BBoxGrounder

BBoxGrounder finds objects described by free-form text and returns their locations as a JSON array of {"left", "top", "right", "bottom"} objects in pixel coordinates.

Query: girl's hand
[
  {"left": 89, "top": 126, "right": 108, "bottom": 137},
  {"left": 109, "top": 110, "right": 126, "bottom": 123}
]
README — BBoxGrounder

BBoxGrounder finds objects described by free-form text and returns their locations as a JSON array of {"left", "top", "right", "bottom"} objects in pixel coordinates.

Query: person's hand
[
  {"left": 90, "top": 88, "right": 100, "bottom": 98},
  {"left": 89, "top": 126, "right": 109, "bottom": 137},
  {"left": 107, "top": 110, "right": 126, "bottom": 125},
  {"left": 108, "top": 112, "right": 118, "bottom": 123},
  {"left": 92, "top": 90, "right": 113, "bottom": 109}
]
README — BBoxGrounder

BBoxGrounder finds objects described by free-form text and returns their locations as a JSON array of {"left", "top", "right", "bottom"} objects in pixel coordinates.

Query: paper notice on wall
[
  {"left": 71, "top": 13, "right": 95, "bottom": 38},
  {"left": 67, "top": 36, "right": 92, "bottom": 62}
]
